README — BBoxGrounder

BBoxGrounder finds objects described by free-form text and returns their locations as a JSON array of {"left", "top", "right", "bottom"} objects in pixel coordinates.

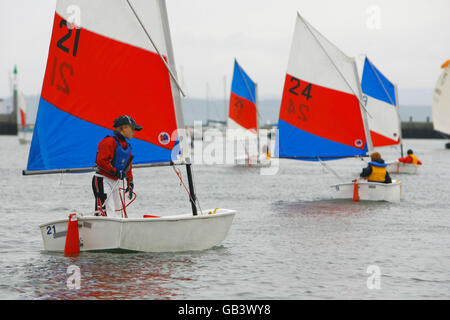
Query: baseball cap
[{"left": 113, "top": 115, "right": 143, "bottom": 131}]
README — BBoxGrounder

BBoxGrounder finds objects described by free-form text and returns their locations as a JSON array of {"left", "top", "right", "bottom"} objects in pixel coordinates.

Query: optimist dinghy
[
  {"left": 24, "top": 0, "right": 235, "bottom": 254},
  {"left": 228, "top": 60, "right": 270, "bottom": 167},
  {"left": 432, "top": 60, "right": 450, "bottom": 149},
  {"left": 275, "top": 13, "right": 401, "bottom": 202},
  {"left": 330, "top": 179, "right": 402, "bottom": 203},
  {"left": 386, "top": 161, "right": 419, "bottom": 175}
]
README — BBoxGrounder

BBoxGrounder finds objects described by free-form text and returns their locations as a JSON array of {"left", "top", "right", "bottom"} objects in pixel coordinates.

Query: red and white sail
[
  {"left": 276, "top": 13, "right": 372, "bottom": 160},
  {"left": 27, "top": 0, "right": 186, "bottom": 172}
]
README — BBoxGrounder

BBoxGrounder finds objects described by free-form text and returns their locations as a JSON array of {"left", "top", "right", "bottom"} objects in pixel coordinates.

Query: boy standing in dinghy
[
  {"left": 92, "top": 115, "right": 143, "bottom": 217},
  {"left": 360, "top": 152, "right": 392, "bottom": 184}
]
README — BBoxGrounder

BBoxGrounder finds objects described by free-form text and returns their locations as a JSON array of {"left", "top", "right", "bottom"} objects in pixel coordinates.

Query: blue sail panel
[
  {"left": 361, "top": 57, "right": 397, "bottom": 106},
  {"left": 27, "top": 98, "right": 174, "bottom": 171},
  {"left": 231, "top": 60, "right": 256, "bottom": 103},
  {"left": 275, "top": 119, "right": 368, "bottom": 161}
]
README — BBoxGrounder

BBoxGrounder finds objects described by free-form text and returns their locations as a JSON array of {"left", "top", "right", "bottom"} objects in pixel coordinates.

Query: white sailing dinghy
[
  {"left": 275, "top": 13, "right": 401, "bottom": 202},
  {"left": 228, "top": 59, "right": 270, "bottom": 167},
  {"left": 23, "top": 0, "right": 235, "bottom": 254},
  {"left": 432, "top": 60, "right": 450, "bottom": 149},
  {"left": 359, "top": 57, "right": 417, "bottom": 174}
]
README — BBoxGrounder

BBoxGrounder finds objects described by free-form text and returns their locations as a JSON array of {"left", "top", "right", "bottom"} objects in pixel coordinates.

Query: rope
[
  {"left": 172, "top": 166, "right": 204, "bottom": 215},
  {"left": 125, "top": 0, "right": 185, "bottom": 97},
  {"left": 240, "top": 140, "right": 251, "bottom": 165},
  {"left": 317, "top": 157, "right": 345, "bottom": 182},
  {"left": 366, "top": 58, "right": 396, "bottom": 106}
]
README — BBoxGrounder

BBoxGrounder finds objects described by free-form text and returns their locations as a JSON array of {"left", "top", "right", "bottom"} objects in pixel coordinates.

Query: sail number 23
[{"left": 50, "top": 19, "right": 81, "bottom": 96}]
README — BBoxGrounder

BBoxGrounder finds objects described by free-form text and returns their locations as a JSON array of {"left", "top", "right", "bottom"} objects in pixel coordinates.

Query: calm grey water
[{"left": 0, "top": 136, "right": 449, "bottom": 299}]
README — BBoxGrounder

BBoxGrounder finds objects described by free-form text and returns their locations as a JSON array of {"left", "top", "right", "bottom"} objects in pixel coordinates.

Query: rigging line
[
  {"left": 90, "top": 179, "right": 121, "bottom": 216},
  {"left": 317, "top": 157, "right": 346, "bottom": 183},
  {"left": 172, "top": 166, "right": 204, "bottom": 215},
  {"left": 126, "top": 0, "right": 186, "bottom": 97},
  {"left": 366, "top": 58, "right": 396, "bottom": 106},
  {"left": 298, "top": 14, "right": 372, "bottom": 118}
]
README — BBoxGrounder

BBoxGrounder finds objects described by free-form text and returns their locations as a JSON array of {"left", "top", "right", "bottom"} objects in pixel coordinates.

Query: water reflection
[
  {"left": 271, "top": 199, "right": 380, "bottom": 217},
  {"left": 24, "top": 252, "right": 196, "bottom": 299}
]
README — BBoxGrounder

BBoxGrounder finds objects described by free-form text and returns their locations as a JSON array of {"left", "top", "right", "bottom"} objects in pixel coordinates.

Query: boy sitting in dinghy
[
  {"left": 92, "top": 115, "right": 143, "bottom": 217},
  {"left": 360, "top": 152, "right": 392, "bottom": 184},
  {"left": 397, "top": 149, "right": 422, "bottom": 165}
]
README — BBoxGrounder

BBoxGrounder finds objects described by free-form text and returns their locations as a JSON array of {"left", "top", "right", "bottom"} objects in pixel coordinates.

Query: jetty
[
  {"left": 402, "top": 117, "right": 449, "bottom": 139},
  {"left": 0, "top": 97, "right": 17, "bottom": 135}
]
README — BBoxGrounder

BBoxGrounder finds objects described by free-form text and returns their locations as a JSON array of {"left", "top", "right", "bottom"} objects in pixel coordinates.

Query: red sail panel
[
  {"left": 279, "top": 74, "right": 367, "bottom": 149},
  {"left": 228, "top": 92, "right": 258, "bottom": 131},
  {"left": 370, "top": 130, "right": 400, "bottom": 147},
  {"left": 20, "top": 109, "right": 26, "bottom": 129},
  {"left": 41, "top": 13, "right": 177, "bottom": 150}
]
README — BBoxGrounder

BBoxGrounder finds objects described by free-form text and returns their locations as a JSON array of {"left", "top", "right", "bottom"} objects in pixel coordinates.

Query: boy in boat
[
  {"left": 397, "top": 149, "right": 422, "bottom": 165},
  {"left": 92, "top": 115, "right": 143, "bottom": 217},
  {"left": 360, "top": 152, "right": 392, "bottom": 184}
]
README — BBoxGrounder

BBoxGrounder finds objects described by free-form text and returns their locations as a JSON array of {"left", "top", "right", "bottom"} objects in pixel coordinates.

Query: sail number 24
[
  {"left": 50, "top": 19, "right": 81, "bottom": 96},
  {"left": 287, "top": 76, "right": 312, "bottom": 122}
]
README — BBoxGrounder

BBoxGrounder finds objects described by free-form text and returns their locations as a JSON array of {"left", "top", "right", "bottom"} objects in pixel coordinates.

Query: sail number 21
[{"left": 50, "top": 19, "right": 81, "bottom": 96}]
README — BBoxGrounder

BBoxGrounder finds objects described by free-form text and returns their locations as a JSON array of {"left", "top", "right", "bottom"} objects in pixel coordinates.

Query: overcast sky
[{"left": 1, "top": 0, "right": 449, "bottom": 100}]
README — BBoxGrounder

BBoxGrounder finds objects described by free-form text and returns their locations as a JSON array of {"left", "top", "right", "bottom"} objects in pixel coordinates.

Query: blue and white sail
[{"left": 361, "top": 57, "right": 401, "bottom": 148}]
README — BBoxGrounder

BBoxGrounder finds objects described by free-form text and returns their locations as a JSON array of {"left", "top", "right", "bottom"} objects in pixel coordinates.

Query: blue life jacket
[
  {"left": 111, "top": 135, "right": 132, "bottom": 172},
  {"left": 368, "top": 161, "right": 388, "bottom": 168}
]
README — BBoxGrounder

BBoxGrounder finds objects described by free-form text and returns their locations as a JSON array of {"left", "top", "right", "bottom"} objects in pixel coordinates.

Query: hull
[
  {"left": 387, "top": 162, "right": 420, "bottom": 175},
  {"left": 330, "top": 180, "right": 402, "bottom": 202},
  {"left": 39, "top": 209, "right": 236, "bottom": 253}
]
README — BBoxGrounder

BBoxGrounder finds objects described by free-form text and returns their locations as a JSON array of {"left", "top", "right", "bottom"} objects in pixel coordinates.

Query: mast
[
  {"left": 185, "top": 158, "right": 198, "bottom": 216},
  {"left": 159, "top": 0, "right": 198, "bottom": 216},
  {"left": 394, "top": 84, "right": 404, "bottom": 157},
  {"left": 255, "top": 82, "right": 260, "bottom": 160},
  {"left": 352, "top": 58, "right": 373, "bottom": 155},
  {"left": 206, "top": 82, "right": 210, "bottom": 126},
  {"left": 223, "top": 75, "right": 227, "bottom": 123},
  {"left": 12, "top": 66, "right": 18, "bottom": 135}
]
